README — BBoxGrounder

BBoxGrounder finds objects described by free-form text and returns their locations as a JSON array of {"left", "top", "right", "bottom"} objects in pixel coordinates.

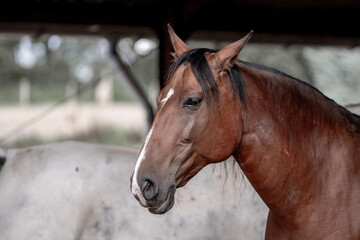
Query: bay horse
[{"left": 130, "top": 25, "right": 360, "bottom": 240}]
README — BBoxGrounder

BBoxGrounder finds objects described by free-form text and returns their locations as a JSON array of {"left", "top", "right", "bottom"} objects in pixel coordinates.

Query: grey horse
[{"left": 0, "top": 141, "right": 267, "bottom": 240}]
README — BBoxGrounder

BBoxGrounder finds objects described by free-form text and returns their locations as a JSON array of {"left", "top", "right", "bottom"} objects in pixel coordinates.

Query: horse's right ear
[
  {"left": 167, "top": 24, "right": 190, "bottom": 59},
  {"left": 214, "top": 31, "right": 253, "bottom": 71}
]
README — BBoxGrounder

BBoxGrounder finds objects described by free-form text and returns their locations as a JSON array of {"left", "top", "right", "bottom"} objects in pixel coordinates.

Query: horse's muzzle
[
  {"left": 131, "top": 174, "right": 176, "bottom": 214},
  {"left": 148, "top": 185, "right": 175, "bottom": 214}
]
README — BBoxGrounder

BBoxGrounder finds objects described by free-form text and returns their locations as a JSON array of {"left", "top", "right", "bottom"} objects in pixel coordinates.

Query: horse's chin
[{"left": 148, "top": 185, "right": 175, "bottom": 214}]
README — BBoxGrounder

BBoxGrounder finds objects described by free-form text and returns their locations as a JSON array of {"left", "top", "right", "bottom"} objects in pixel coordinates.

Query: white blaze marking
[
  {"left": 161, "top": 88, "right": 174, "bottom": 103},
  {"left": 131, "top": 88, "right": 175, "bottom": 204},
  {"left": 131, "top": 126, "right": 154, "bottom": 205}
]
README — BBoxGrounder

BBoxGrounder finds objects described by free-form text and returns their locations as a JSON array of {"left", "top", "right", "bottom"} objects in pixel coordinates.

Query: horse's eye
[{"left": 183, "top": 97, "right": 202, "bottom": 109}]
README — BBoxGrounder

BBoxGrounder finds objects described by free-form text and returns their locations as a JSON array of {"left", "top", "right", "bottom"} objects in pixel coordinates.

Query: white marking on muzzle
[{"left": 131, "top": 88, "right": 174, "bottom": 205}]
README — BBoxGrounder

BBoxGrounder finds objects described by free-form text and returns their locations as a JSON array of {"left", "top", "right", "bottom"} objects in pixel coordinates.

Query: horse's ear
[
  {"left": 167, "top": 24, "right": 190, "bottom": 59},
  {"left": 214, "top": 31, "right": 253, "bottom": 70}
]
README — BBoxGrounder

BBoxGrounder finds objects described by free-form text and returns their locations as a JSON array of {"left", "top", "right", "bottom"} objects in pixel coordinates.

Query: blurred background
[
  {"left": 1, "top": 35, "right": 359, "bottom": 148},
  {"left": 0, "top": 0, "right": 359, "bottom": 148},
  {"left": 0, "top": 34, "right": 154, "bottom": 148}
]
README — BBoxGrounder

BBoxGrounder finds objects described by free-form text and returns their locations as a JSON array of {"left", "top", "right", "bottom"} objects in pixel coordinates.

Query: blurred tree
[{"left": 0, "top": 35, "right": 139, "bottom": 104}]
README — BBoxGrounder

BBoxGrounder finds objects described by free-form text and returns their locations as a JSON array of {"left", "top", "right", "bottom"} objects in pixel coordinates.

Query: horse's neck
[{"left": 233, "top": 62, "right": 360, "bottom": 228}]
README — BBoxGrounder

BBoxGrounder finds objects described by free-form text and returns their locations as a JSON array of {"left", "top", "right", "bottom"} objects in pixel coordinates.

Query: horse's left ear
[
  {"left": 214, "top": 31, "right": 253, "bottom": 70},
  {"left": 167, "top": 24, "right": 190, "bottom": 59}
]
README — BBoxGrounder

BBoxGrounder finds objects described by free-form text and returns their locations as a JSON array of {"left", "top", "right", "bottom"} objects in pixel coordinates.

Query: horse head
[{"left": 130, "top": 25, "right": 252, "bottom": 214}]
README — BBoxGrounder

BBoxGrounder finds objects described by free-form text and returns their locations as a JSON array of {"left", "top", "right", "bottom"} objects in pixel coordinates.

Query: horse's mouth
[{"left": 148, "top": 185, "right": 175, "bottom": 214}]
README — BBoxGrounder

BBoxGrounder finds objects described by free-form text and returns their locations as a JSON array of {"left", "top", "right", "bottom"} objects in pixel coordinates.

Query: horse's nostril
[{"left": 142, "top": 177, "right": 158, "bottom": 201}]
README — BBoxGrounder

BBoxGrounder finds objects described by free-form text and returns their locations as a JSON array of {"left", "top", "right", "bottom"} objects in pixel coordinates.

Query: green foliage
[
  {"left": 4, "top": 127, "right": 142, "bottom": 149},
  {"left": 0, "top": 84, "right": 18, "bottom": 104},
  {"left": 0, "top": 35, "right": 144, "bottom": 104},
  {"left": 71, "top": 127, "right": 142, "bottom": 148}
]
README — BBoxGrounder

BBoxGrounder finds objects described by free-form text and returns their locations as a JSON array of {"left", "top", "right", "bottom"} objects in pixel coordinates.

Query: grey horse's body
[{"left": 0, "top": 141, "right": 267, "bottom": 240}]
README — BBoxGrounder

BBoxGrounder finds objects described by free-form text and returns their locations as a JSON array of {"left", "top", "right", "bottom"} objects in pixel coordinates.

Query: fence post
[{"left": 19, "top": 77, "right": 30, "bottom": 106}]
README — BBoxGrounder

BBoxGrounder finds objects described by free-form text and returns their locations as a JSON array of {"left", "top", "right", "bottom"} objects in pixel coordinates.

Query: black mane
[{"left": 166, "top": 48, "right": 245, "bottom": 103}]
